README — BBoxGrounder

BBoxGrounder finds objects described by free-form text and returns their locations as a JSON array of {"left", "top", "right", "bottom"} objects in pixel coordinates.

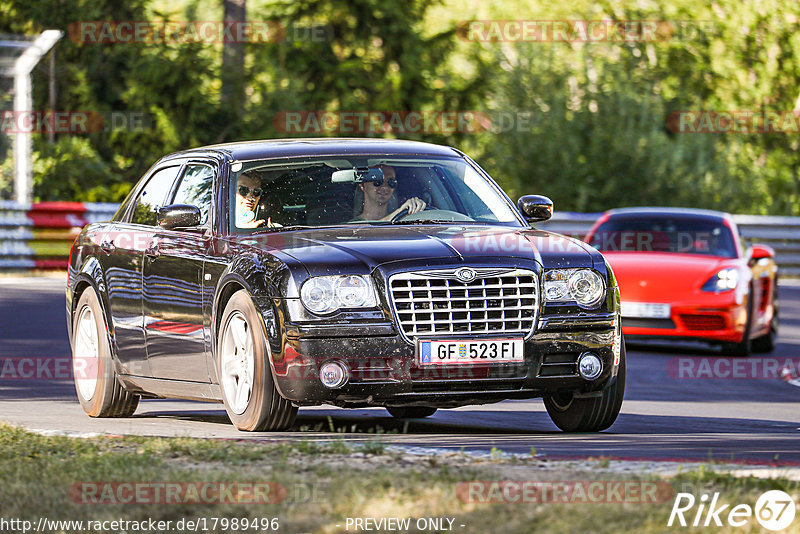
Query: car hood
[
  {"left": 232, "top": 225, "right": 598, "bottom": 275},
  {"left": 603, "top": 251, "right": 738, "bottom": 300}
]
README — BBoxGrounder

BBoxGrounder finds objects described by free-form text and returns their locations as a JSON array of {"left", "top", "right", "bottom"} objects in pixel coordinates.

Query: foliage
[
  {"left": 468, "top": 0, "right": 800, "bottom": 214},
  {"left": 1, "top": 0, "right": 800, "bottom": 214},
  {"left": 32, "top": 136, "right": 112, "bottom": 201}
]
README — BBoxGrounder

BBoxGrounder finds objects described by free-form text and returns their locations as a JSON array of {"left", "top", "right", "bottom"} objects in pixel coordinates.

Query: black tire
[
  {"left": 217, "top": 290, "right": 297, "bottom": 431},
  {"left": 386, "top": 406, "right": 437, "bottom": 419},
  {"left": 72, "top": 288, "right": 139, "bottom": 417},
  {"left": 544, "top": 342, "right": 626, "bottom": 432},
  {"left": 752, "top": 290, "right": 778, "bottom": 353},
  {"left": 722, "top": 290, "right": 753, "bottom": 357}
]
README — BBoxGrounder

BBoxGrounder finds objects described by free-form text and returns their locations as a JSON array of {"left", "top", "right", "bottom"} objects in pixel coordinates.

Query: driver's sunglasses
[
  {"left": 373, "top": 177, "right": 397, "bottom": 188},
  {"left": 238, "top": 185, "right": 263, "bottom": 198}
]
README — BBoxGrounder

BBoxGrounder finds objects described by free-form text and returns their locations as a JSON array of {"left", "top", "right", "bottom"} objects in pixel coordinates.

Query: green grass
[{"left": 0, "top": 423, "right": 798, "bottom": 533}]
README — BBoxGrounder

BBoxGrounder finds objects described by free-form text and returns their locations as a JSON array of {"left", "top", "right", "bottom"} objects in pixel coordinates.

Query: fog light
[
  {"left": 578, "top": 353, "right": 602, "bottom": 380},
  {"left": 320, "top": 361, "right": 348, "bottom": 388}
]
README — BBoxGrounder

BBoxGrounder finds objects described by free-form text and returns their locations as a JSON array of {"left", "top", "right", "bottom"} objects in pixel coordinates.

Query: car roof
[
  {"left": 163, "top": 138, "right": 463, "bottom": 162},
  {"left": 604, "top": 207, "right": 730, "bottom": 222}
]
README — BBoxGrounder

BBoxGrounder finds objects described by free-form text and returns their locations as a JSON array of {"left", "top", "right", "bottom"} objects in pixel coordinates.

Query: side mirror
[
  {"left": 517, "top": 195, "right": 553, "bottom": 223},
  {"left": 748, "top": 243, "right": 774, "bottom": 264},
  {"left": 157, "top": 204, "right": 201, "bottom": 230}
]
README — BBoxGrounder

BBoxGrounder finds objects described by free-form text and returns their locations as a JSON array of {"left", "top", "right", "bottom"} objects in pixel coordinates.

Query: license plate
[
  {"left": 417, "top": 338, "right": 524, "bottom": 366},
  {"left": 621, "top": 302, "right": 671, "bottom": 319}
]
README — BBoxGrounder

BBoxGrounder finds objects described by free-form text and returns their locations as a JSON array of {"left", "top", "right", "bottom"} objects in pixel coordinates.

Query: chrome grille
[{"left": 388, "top": 268, "right": 539, "bottom": 342}]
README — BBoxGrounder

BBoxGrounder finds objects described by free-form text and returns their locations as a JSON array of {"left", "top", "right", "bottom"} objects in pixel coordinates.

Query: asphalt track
[{"left": 1, "top": 276, "right": 799, "bottom": 464}]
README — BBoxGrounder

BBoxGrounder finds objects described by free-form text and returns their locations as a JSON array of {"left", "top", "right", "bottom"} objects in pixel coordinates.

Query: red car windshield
[{"left": 589, "top": 216, "right": 738, "bottom": 258}]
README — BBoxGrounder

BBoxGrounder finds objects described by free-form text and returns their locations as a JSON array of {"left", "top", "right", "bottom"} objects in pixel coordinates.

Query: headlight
[
  {"left": 300, "top": 275, "right": 377, "bottom": 314},
  {"left": 543, "top": 270, "right": 570, "bottom": 301},
  {"left": 544, "top": 268, "right": 605, "bottom": 309},
  {"left": 701, "top": 268, "right": 739, "bottom": 292}
]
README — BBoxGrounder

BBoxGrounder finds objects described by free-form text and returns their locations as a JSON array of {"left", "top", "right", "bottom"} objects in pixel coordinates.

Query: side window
[
  {"left": 130, "top": 166, "right": 182, "bottom": 226},
  {"left": 114, "top": 164, "right": 157, "bottom": 221},
  {"left": 171, "top": 164, "right": 214, "bottom": 225},
  {"left": 112, "top": 187, "right": 137, "bottom": 222}
]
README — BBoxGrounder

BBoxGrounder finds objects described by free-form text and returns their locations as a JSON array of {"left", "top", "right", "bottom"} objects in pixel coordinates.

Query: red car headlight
[{"left": 701, "top": 268, "right": 739, "bottom": 292}]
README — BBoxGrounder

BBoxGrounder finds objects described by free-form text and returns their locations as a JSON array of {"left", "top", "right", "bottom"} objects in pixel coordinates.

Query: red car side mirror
[{"left": 748, "top": 244, "right": 774, "bottom": 263}]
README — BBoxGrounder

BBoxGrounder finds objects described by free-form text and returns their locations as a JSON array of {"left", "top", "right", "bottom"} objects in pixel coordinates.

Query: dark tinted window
[
  {"left": 229, "top": 156, "right": 520, "bottom": 232},
  {"left": 130, "top": 166, "right": 181, "bottom": 226},
  {"left": 171, "top": 164, "right": 214, "bottom": 225},
  {"left": 590, "top": 215, "right": 737, "bottom": 258}
]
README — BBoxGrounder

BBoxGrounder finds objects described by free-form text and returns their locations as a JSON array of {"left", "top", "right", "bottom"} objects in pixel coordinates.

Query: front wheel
[
  {"left": 544, "top": 344, "right": 626, "bottom": 432},
  {"left": 722, "top": 292, "right": 754, "bottom": 357},
  {"left": 72, "top": 288, "right": 139, "bottom": 417},
  {"left": 217, "top": 290, "right": 297, "bottom": 431}
]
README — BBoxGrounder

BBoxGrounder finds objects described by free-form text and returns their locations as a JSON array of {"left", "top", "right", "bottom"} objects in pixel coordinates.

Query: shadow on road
[{"left": 129, "top": 405, "right": 800, "bottom": 436}]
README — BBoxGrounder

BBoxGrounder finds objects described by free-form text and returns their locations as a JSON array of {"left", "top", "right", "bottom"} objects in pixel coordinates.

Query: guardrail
[
  {"left": 539, "top": 212, "right": 800, "bottom": 277},
  {"left": 2, "top": 204, "right": 800, "bottom": 276},
  {"left": 0, "top": 201, "right": 117, "bottom": 270}
]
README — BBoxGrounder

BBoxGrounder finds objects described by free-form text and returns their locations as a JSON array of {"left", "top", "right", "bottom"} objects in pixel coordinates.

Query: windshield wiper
[
  {"left": 262, "top": 225, "right": 318, "bottom": 232},
  {"left": 390, "top": 219, "right": 457, "bottom": 225}
]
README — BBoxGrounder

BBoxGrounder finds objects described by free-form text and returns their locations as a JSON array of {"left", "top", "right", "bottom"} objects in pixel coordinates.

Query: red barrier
[
  {"left": 27, "top": 202, "right": 88, "bottom": 229},
  {"left": 34, "top": 258, "right": 70, "bottom": 270},
  {"left": 0, "top": 202, "right": 116, "bottom": 271}
]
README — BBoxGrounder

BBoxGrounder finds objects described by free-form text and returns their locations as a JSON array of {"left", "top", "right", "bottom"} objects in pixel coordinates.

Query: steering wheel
[
  {"left": 389, "top": 191, "right": 438, "bottom": 223},
  {"left": 390, "top": 204, "right": 434, "bottom": 223}
]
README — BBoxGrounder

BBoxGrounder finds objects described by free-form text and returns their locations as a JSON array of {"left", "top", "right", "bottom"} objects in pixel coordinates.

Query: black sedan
[{"left": 67, "top": 138, "right": 624, "bottom": 432}]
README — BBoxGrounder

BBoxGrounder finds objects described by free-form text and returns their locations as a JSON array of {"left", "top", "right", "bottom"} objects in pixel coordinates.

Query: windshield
[
  {"left": 228, "top": 155, "right": 521, "bottom": 232},
  {"left": 589, "top": 215, "right": 738, "bottom": 258}
]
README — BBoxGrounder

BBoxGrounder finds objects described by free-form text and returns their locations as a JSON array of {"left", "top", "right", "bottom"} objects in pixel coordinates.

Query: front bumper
[
  {"left": 622, "top": 299, "right": 747, "bottom": 344},
  {"left": 271, "top": 313, "right": 619, "bottom": 408}
]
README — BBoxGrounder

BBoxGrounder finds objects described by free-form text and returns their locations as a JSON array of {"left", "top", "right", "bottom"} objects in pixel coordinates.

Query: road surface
[{"left": 1, "top": 276, "right": 799, "bottom": 464}]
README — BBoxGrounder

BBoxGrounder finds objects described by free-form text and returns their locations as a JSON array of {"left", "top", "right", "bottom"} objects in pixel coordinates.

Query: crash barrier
[
  {"left": 2, "top": 203, "right": 800, "bottom": 276},
  {"left": 0, "top": 201, "right": 117, "bottom": 270},
  {"left": 539, "top": 212, "right": 800, "bottom": 277}
]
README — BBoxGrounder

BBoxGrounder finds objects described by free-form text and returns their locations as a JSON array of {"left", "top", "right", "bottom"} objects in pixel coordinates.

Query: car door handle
[
  {"left": 100, "top": 240, "right": 115, "bottom": 254},
  {"left": 145, "top": 244, "right": 160, "bottom": 258}
]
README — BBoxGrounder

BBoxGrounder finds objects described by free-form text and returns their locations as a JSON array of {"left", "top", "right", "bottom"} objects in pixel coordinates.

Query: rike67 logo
[{"left": 668, "top": 490, "right": 796, "bottom": 531}]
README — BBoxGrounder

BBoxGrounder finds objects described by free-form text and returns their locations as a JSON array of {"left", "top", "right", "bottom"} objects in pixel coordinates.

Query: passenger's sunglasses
[
  {"left": 371, "top": 177, "right": 397, "bottom": 188},
  {"left": 238, "top": 185, "right": 263, "bottom": 198}
]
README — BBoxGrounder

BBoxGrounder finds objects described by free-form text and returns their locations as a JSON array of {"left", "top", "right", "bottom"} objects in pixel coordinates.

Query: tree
[
  {"left": 221, "top": 0, "right": 246, "bottom": 119},
  {"left": 244, "top": 0, "right": 493, "bottom": 144}
]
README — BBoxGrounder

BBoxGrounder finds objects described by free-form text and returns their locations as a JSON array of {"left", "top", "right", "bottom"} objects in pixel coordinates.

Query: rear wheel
[
  {"left": 386, "top": 406, "right": 437, "bottom": 419},
  {"left": 72, "top": 288, "right": 139, "bottom": 417},
  {"left": 217, "top": 290, "right": 297, "bottom": 431},
  {"left": 752, "top": 291, "right": 778, "bottom": 353},
  {"left": 544, "top": 344, "right": 626, "bottom": 432}
]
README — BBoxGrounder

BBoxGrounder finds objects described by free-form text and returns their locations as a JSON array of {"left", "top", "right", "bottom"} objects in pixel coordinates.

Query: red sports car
[{"left": 585, "top": 208, "right": 778, "bottom": 356}]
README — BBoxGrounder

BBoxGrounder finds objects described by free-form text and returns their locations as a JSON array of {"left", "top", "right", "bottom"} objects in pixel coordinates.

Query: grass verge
[{"left": 0, "top": 423, "right": 798, "bottom": 533}]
